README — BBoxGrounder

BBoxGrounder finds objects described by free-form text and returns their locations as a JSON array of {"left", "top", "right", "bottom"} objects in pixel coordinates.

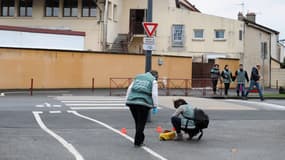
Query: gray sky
[{"left": 188, "top": 0, "right": 285, "bottom": 39}]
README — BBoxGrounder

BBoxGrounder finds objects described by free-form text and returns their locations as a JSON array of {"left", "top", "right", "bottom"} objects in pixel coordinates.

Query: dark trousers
[
  {"left": 236, "top": 84, "right": 245, "bottom": 96},
  {"left": 171, "top": 116, "right": 182, "bottom": 134},
  {"left": 224, "top": 83, "right": 230, "bottom": 95},
  {"left": 212, "top": 79, "right": 218, "bottom": 93},
  {"left": 129, "top": 105, "right": 150, "bottom": 146},
  {"left": 171, "top": 117, "right": 199, "bottom": 138}
]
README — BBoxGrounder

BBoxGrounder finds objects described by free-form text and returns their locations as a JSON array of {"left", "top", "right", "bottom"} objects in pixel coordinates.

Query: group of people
[
  {"left": 210, "top": 64, "right": 264, "bottom": 101},
  {"left": 125, "top": 64, "right": 265, "bottom": 147}
]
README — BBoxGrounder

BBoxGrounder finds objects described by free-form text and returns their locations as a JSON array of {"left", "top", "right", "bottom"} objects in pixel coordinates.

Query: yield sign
[{"left": 143, "top": 22, "right": 158, "bottom": 37}]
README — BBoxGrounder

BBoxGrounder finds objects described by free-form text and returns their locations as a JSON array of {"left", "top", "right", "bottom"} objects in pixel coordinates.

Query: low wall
[
  {"left": 271, "top": 68, "right": 285, "bottom": 88},
  {"left": 0, "top": 48, "right": 192, "bottom": 89}
]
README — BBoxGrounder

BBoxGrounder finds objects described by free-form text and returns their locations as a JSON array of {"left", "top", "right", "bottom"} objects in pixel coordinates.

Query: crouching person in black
[{"left": 171, "top": 99, "right": 209, "bottom": 141}]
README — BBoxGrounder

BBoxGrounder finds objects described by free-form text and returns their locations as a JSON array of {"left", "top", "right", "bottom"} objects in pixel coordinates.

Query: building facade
[
  {"left": 0, "top": 0, "right": 282, "bottom": 88},
  {"left": 238, "top": 12, "right": 280, "bottom": 87},
  {"left": 0, "top": 0, "right": 244, "bottom": 61}
]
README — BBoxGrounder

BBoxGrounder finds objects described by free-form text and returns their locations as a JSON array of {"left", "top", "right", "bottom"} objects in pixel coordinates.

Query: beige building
[
  {"left": 0, "top": 0, "right": 244, "bottom": 60},
  {"left": 238, "top": 12, "right": 280, "bottom": 87},
  {"left": 0, "top": 0, "right": 283, "bottom": 89}
]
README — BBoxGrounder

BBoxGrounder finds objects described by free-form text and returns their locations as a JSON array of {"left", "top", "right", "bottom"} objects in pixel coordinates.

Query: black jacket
[{"left": 250, "top": 67, "right": 260, "bottom": 81}]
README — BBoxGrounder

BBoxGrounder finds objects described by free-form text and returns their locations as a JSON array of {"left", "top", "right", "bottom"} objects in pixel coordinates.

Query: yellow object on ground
[{"left": 159, "top": 130, "right": 176, "bottom": 141}]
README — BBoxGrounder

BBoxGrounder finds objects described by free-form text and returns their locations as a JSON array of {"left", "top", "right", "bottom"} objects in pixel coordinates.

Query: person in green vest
[
  {"left": 171, "top": 99, "right": 195, "bottom": 141},
  {"left": 126, "top": 70, "right": 158, "bottom": 147},
  {"left": 221, "top": 65, "right": 233, "bottom": 96},
  {"left": 234, "top": 64, "right": 249, "bottom": 97},
  {"left": 210, "top": 64, "right": 220, "bottom": 95}
]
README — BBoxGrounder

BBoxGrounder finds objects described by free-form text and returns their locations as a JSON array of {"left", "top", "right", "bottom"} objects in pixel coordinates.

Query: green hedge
[{"left": 280, "top": 86, "right": 285, "bottom": 94}]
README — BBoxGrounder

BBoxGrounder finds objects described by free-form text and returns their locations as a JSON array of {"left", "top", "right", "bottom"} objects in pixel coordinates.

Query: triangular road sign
[{"left": 143, "top": 22, "right": 158, "bottom": 37}]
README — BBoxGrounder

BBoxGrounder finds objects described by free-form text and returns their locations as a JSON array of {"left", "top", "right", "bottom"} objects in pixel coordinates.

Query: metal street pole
[
  {"left": 146, "top": 0, "right": 153, "bottom": 122},
  {"left": 145, "top": 0, "right": 153, "bottom": 72}
]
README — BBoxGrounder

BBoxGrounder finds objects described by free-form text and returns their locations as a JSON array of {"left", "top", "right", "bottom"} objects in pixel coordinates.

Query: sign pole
[
  {"left": 145, "top": 0, "right": 153, "bottom": 73},
  {"left": 146, "top": 0, "right": 153, "bottom": 122}
]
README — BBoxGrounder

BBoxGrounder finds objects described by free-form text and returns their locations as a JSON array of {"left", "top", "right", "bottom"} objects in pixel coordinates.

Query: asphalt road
[{"left": 0, "top": 93, "right": 285, "bottom": 160}]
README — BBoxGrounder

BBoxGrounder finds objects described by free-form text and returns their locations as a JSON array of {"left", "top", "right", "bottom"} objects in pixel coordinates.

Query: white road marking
[
  {"left": 62, "top": 100, "right": 125, "bottom": 103},
  {"left": 70, "top": 106, "right": 162, "bottom": 110},
  {"left": 65, "top": 104, "right": 126, "bottom": 106},
  {"left": 49, "top": 111, "right": 62, "bottom": 114},
  {"left": 45, "top": 103, "right": 51, "bottom": 107},
  {"left": 56, "top": 96, "right": 124, "bottom": 101},
  {"left": 70, "top": 107, "right": 129, "bottom": 110},
  {"left": 32, "top": 111, "right": 84, "bottom": 160},
  {"left": 53, "top": 105, "right": 62, "bottom": 108},
  {"left": 0, "top": 93, "right": 5, "bottom": 96},
  {"left": 36, "top": 104, "right": 45, "bottom": 108},
  {"left": 225, "top": 99, "right": 285, "bottom": 110},
  {"left": 68, "top": 110, "right": 168, "bottom": 160}
]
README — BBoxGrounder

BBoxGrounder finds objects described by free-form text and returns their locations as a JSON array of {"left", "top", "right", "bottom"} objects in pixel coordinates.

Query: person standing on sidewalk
[
  {"left": 126, "top": 70, "right": 158, "bottom": 147},
  {"left": 244, "top": 65, "right": 264, "bottom": 101},
  {"left": 221, "top": 65, "right": 233, "bottom": 96},
  {"left": 235, "top": 64, "right": 249, "bottom": 97},
  {"left": 210, "top": 64, "right": 220, "bottom": 95}
]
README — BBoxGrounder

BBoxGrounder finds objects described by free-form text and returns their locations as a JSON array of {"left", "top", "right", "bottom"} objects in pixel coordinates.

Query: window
[
  {"left": 19, "top": 0, "right": 33, "bottom": 17},
  {"left": 261, "top": 42, "right": 268, "bottom": 59},
  {"left": 193, "top": 29, "right": 204, "bottom": 39},
  {"left": 215, "top": 30, "right": 225, "bottom": 39},
  {"left": 113, "top": 4, "right": 117, "bottom": 21},
  {"left": 63, "top": 0, "right": 78, "bottom": 17},
  {"left": 45, "top": 0, "right": 59, "bottom": 17},
  {"left": 239, "top": 30, "right": 243, "bottom": 41},
  {"left": 1, "top": 0, "right": 15, "bottom": 16},
  {"left": 107, "top": 1, "right": 112, "bottom": 19},
  {"left": 82, "top": 0, "right": 96, "bottom": 17},
  {"left": 172, "top": 24, "right": 185, "bottom": 47}
]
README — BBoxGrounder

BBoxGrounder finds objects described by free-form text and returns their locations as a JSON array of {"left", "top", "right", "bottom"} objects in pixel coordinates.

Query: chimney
[
  {"left": 246, "top": 12, "right": 256, "bottom": 23},
  {"left": 238, "top": 12, "right": 244, "bottom": 21}
]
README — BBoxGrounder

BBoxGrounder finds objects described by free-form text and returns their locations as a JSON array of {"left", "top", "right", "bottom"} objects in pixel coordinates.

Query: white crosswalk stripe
[
  {"left": 56, "top": 96, "right": 162, "bottom": 110},
  {"left": 57, "top": 96, "right": 128, "bottom": 110},
  {"left": 35, "top": 103, "right": 62, "bottom": 108}
]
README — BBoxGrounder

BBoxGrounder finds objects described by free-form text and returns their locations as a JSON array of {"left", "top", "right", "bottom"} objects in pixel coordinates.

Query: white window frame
[
  {"left": 193, "top": 29, "right": 204, "bottom": 41},
  {"left": 214, "top": 29, "right": 226, "bottom": 41},
  {"left": 172, "top": 24, "right": 185, "bottom": 47}
]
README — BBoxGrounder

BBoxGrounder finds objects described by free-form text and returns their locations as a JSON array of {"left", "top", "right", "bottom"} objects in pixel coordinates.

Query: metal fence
[{"left": 109, "top": 77, "right": 220, "bottom": 96}]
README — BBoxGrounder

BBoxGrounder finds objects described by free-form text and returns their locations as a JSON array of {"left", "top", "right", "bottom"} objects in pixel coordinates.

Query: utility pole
[{"left": 145, "top": 0, "right": 153, "bottom": 72}]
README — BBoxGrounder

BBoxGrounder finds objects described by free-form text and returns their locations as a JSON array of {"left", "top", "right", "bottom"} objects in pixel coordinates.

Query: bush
[{"left": 279, "top": 86, "right": 285, "bottom": 94}]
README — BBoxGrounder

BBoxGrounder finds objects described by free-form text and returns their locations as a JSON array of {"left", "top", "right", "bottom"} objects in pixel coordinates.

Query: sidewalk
[
  {"left": 158, "top": 96, "right": 256, "bottom": 111},
  {"left": 1, "top": 88, "right": 284, "bottom": 99}
]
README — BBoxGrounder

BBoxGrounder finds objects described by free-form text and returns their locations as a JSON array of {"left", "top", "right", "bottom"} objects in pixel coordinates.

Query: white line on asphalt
[
  {"left": 53, "top": 105, "right": 62, "bottom": 108},
  {"left": 0, "top": 93, "right": 5, "bottom": 96},
  {"left": 61, "top": 100, "right": 125, "bottom": 103},
  {"left": 65, "top": 104, "right": 126, "bottom": 106},
  {"left": 36, "top": 104, "right": 45, "bottom": 108},
  {"left": 45, "top": 103, "right": 51, "bottom": 107},
  {"left": 68, "top": 110, "right": 168, "bottom": 160},
  {"left": 32, "top": 111, "right": 84, "bottom": 160},
  {"left": 49, "top": 111, "right": 62, "bottom": 114},
  {"left": 225, "top": 99, "right": 285, "bottom": 110},
  {"left": 70, "top": 107, "right": 129, "bottom": 110},
  {"left": 70, "top": 106, "right": 162, "bottom": 110},
  {"left": 56, "top": 97, "right": 124, "bottom": 101}
]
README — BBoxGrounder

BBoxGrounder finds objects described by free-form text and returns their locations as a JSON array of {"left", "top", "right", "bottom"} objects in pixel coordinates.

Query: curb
[{"left": 209, "top": 96, "right": 285, "bottom": 100}]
